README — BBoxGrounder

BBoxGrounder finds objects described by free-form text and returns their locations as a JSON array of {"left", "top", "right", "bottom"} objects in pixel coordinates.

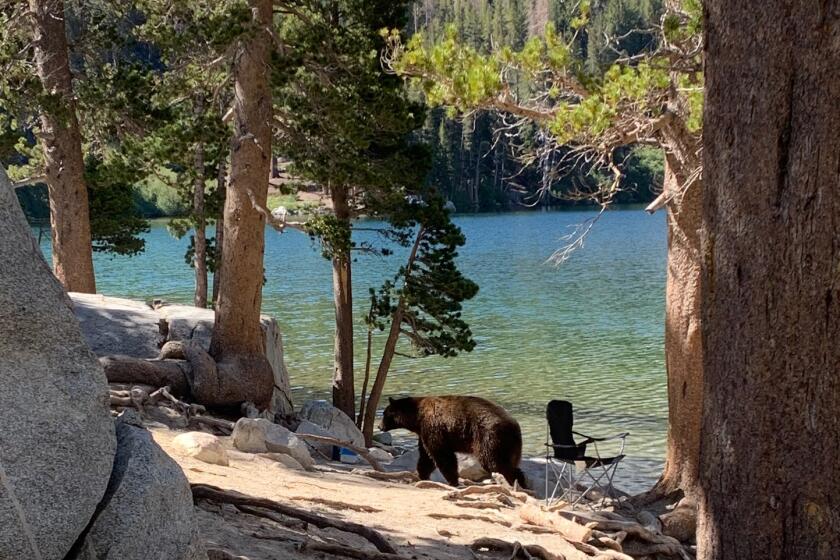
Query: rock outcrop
[
  {"left": 0, "top": 166, "right": 117, "bottom": 560},
  {"left": 70, "top": 293, "right": 294, "bottom": 418},
  {"left": 70, "top": 413, "right": 207, "bottom": 560}
]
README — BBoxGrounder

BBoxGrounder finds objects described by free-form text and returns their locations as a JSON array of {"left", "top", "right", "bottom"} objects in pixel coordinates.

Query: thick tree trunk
[
  {"left": 698, "top": 3, "right": 840, "bottom": 559},
  {"left": 650, "top": 158, "right": 703, "bottom": 502},
  {"left": 207, "top": 0, "right": 275, "bottom": 409},
  {"left": 30, "top": 0, "right": 95, "bottom": 293},
  {"left": 331, "top": 186, "right": 355, "bottom": 420},
  {"left": 193, "top": 135, "right": 208, "bottom": 308}
]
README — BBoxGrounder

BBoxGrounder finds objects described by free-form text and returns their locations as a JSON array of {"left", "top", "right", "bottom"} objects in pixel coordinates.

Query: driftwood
[
  {"left": 236, "top": 504, "right": 308, "bottom": 531},
  {"left": 351, "top": 469, "right": 419, "bottom": 483},
  {"left": 191, "top": 484, "right": 398, "bottom": 554},
  {"left": 470, "top": 538, "right": 561, "bottom": 560},
  {"left": 294, "top": 433, "right": 384, "bottom": 472}
]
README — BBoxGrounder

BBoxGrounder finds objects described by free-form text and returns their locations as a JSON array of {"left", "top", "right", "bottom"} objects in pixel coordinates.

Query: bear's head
[{"left": 379, "top": 396, "right": 420, "bottom": 432}]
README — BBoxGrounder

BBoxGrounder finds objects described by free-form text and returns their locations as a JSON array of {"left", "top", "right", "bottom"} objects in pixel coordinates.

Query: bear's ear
[{"left": 388, "top": 397, "right": 395, "bottom": 404}]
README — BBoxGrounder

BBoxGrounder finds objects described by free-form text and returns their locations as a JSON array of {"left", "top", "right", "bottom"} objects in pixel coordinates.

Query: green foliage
[{"left": 369, "top": 193, "right": 478, "bottom": 358}]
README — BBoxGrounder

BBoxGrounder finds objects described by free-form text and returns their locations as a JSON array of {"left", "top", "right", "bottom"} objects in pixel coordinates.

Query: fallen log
[{"left": 191, "top": 484, "right": 398, "bottom": 554}]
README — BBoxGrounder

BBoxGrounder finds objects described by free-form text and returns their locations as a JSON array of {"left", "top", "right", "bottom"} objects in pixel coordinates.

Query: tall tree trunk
[
  {"left": 193, "top": 126, "right": 208, "bottom": 308},
  {"left": 212, "top": 159, "right": 226, "bottom": 305},
  {"left": 207, "top": 0, "right": 274, "bottom": 409},
  {"left": 699, "top": 2, "right": 840, "bottom": 558},
  {"left": 652, "top": 158, "right": 703, "bottom": 501},
  {"left": 30, "top": 0, "right": 95, "bottom": 293},
  {"left": 331, "top": 186, "right": 355, "bottom": 420}
]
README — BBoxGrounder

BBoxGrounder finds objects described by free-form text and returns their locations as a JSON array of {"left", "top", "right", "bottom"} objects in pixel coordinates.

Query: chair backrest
[{"left": 546, "top": 400, "right": 584, "bottom": 460}]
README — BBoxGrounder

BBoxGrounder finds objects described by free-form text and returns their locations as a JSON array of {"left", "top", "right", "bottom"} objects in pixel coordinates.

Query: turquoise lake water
[{"left": 40, "top": 206, "right": 667, "bottom": 492}]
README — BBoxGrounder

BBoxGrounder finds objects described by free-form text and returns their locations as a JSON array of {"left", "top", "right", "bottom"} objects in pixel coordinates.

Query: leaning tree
[{"left": 384, "top": 0, "right": 704, "bottom": 503}]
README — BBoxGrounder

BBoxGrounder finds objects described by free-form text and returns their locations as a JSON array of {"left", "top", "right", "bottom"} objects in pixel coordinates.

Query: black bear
[{"left": 379, "top": 395, "right": 527, "bottom": 487}]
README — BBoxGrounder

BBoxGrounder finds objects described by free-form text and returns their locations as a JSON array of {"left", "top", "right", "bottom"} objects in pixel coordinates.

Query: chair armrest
[
  {"left": 544, "top": 443, "right": 581, "bottom": 449},
  {"left": 572, "top": 431, "right": 629, "bottom": 442}
]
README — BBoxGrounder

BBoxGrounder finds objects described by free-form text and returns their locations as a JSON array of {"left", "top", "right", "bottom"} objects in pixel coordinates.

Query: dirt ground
[{"left": 152, "top": 428, "right": 589, "bottom": 560}]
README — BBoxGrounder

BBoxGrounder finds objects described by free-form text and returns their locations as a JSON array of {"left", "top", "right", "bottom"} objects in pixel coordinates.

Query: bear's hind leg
[
  {"left": 432, "top": 448, "right": 460, "bottom": 486},
  {"left": 417, "top": 445, "right": 436, "bottom": 480}
]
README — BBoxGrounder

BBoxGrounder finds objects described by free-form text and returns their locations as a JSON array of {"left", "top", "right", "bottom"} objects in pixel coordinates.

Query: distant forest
[
  {"left": 408, "top": 0, "right": 665, "bottom": 211},
  {"left": 11, "top": 0, "right": 664, "bottom": 220}
]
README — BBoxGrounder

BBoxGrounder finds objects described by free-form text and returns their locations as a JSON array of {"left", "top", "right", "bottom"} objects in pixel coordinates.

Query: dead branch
[
  {"left": 191, "top": 484, "right": 398, "bottom": 554},
  {"left": 294, "top": 433, "right": 383, "bottom": 472},
  {"left": 447, "top": 484, "right": 528, "bottom": 504},
  {"left": 414, "top": 480, "right": 452, "bottom": 491},
  {"left": 236, "top": 504, "right": 308, "bottom": 531}
]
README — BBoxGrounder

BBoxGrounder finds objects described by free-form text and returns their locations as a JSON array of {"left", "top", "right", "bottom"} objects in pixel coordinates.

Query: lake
[{"left": 40, "top": 206, "right": 668, "bottom": 493}]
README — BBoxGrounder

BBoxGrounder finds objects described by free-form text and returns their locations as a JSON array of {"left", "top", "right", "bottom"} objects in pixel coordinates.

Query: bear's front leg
[{"left": 416, "top": 444, "right": 436, "bottom": 480}]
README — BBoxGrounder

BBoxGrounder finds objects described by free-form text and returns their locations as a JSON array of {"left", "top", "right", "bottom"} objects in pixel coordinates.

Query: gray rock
[
  {"left": 69, "top": 294, "right": 294, "bottom": 418},
  {"left": 232, "top": 418, "right": 313, "bottom": 469},
  {"left": 295, "top": 419, "right": 336, "bottom": 456},
  {"left": 388, "top": 448, "right": 420, "bottom": 471},
  {"left": 372, "top": 431, "right": 393, "bottom": 446},
  {"left": 299, "top": 400, "right": 365, "bottom": 448},
  {"left": 457, "top": 454, "right": 489, "bottom": 481},
  {"left": 367, "top": 447, "right": 394, "bottom": 464},
  {"left": 0, "top": 166, "right": 117, "bottom": 560},
  {"left": 70, "top": 417, "right": 208, "bottom": 560}
]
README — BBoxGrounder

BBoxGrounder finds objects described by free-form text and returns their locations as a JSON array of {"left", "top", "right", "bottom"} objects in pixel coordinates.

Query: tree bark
[
  {"left": 646, "top": 159, "right": 703, "bottom": 503},
  {"left": 30, "top": 0, "right": 96, "bottom": 293},
  {"left": 207, "top": 0, "right": 274, "bottom": 409},
  {"left": 193, "top": 120, "right": 208, "bottom": 308},
  {"left": 698, "top": 3, "right": 840, "bottom": 558},
  {"left": 213, "top": 159, "right": 226, "bottom": 305},
  {"left": 331, "top": 186, "right": 355, "bottom": 420}
]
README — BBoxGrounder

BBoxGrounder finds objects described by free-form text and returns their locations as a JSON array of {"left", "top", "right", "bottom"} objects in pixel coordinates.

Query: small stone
[
  {"left": 372, "top": 431, "right": 393, "bottom": 446},
  {"left": 457, "top": 454, "right": 489, "bottom": 481},
  {"left": 173, "top": 432, "right": 229, "bottom": 466},
  {"left": 299, "top": 400, "right": 365, "bottom": 448},
  {"left": 368, "top": 447, "right": 394, "bottom": 463}
]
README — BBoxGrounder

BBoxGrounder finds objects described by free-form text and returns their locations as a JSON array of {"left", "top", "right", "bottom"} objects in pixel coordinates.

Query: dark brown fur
[{"left": 379, "top": 395, "right": 527, "bottom": 487}]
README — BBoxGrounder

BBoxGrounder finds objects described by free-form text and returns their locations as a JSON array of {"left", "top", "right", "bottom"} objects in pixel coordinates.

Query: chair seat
[{"left": 553, "top": 454, "right": 625, "bottom": 468}]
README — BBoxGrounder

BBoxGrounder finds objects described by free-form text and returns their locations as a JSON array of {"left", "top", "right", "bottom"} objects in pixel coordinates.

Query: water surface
[{"left": 41, "top": 207, "right": 667, "bottom": 492}]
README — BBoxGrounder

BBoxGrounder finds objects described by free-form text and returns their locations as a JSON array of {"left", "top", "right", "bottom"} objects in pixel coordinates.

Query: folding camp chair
[{"left": 544, "top": 400, "right": 628, "bottom": 508}]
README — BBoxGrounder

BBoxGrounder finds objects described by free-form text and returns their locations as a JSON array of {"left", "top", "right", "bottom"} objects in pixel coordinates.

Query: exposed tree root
[
  {"left": 351, "top": 470, "right": 419, "bottom": 483},
  {"left": 101, "top": 340, "right": 273, "bottom": 410},
  {"left": 191, "top": 484, "right": 398, "bottom": 554},
  {"left": 470, "top": 538, "right": 561, "bottom": 560},
  {"left": 299, "top": 542, "right": 407, "bottom": 560},
  {"left": 290, "top": 496, "right": 383, "bottom": 513}
]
